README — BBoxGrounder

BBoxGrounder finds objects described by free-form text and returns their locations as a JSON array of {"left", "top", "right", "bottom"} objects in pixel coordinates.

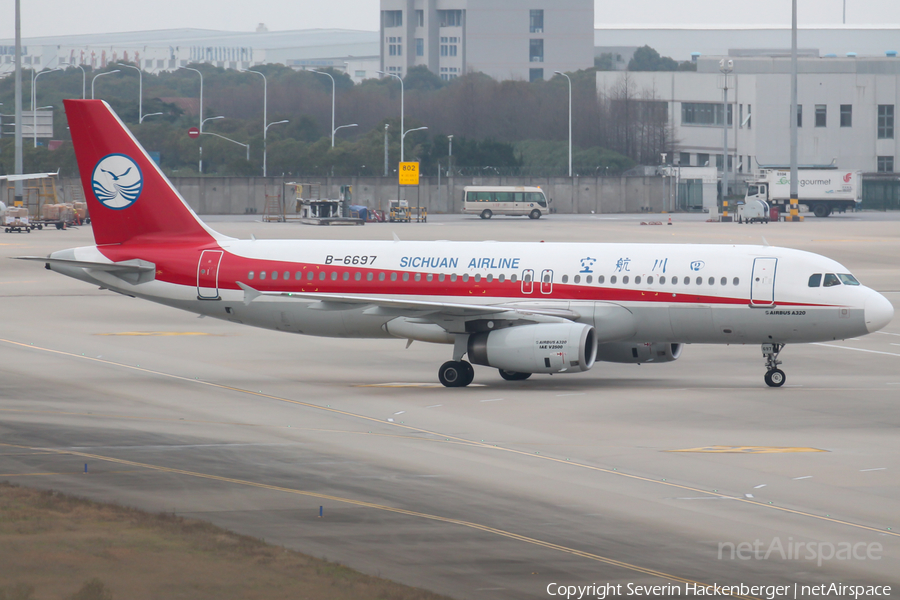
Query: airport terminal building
[{"left": 597, "top": 55, "right": 900, "bottom": 181}]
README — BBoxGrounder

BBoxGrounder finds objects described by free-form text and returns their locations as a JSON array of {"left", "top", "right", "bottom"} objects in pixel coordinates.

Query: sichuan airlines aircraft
[{"left": 21, "top": 100, "right": 894, "bottom": 387}]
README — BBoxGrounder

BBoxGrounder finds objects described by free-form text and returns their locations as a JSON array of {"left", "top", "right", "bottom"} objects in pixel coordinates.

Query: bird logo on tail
[{"left": 91, "top": 154, "right": 143, "bottom": 210}]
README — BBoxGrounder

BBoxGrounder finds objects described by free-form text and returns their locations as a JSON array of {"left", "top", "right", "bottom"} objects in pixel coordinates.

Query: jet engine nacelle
[
  {"left": 467, "top": 323, "right": 597, "bottom": 374},
  {"left": 595, "top": 342, "right": 683, "bottom": 364}
]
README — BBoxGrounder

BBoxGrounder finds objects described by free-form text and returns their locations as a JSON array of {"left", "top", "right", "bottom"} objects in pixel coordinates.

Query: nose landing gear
[{"left": 762, "top": 343, "right": 786, "bottom": 387}]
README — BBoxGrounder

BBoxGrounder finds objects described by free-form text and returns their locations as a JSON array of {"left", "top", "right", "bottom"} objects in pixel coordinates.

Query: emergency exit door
[
  {"left": 197, "top": 250, "right": 223, "bottom": 300},
  {"left": 750, "top": 257, "right": 777, "bottom": 307}
]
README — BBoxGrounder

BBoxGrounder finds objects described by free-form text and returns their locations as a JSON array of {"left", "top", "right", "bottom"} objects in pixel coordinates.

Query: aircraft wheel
[
  {"left": 480, "top": 209, "right": 492, "bottom": 220},
  {"left": 439, "top": 361, "right": 470, "bottom": 387},
  {"left": 764, "top": 369, "right": 786, "bottom": 387},
  {"left": 529, "top": 209, "right": 541, "bottom": 219},
  {"left": 498, "top": 369, "right": 531, "bottom": 381},
  {"left": 460, "top": 361, "right": 475, "bottom": 386}
]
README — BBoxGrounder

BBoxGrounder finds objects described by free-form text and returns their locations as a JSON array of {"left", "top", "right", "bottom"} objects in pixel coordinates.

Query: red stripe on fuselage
[{"left": 97, "top": 244, "right": 836, "bottom": 308}]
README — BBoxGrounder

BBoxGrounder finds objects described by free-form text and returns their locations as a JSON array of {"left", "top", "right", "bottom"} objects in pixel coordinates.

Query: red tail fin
[{"left": 65, "top": 99, "right": 216, "bottom": 246}]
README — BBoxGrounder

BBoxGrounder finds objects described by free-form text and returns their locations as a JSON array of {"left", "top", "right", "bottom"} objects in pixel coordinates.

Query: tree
[
  {"left": 404, "top": 65, "right": 445, "bottom": 92},
  {"left": 628, "top": 46, "right": 679, "bottom": 72}
]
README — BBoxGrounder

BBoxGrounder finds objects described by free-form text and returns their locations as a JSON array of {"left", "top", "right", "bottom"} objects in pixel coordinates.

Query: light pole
[
  {"left": 200, "top": 115, "right": 224, "bottom": 174},
  {"left": 384, "top": 123, "right": 389, "bottom": 176},
  {"left": 140, "top": 112, "right": 163, "bottom": 124},
  {"left": 179, "top": 66, "right": 205, "bottom": 172},
  {"left": 91, "top": 69, "right": 120, "bottom": 99},
  {"left": 75, "top": 64, "right": 86, "bottom": 99},
  {"left": 32, "top": 67, "right": 61, "bottom": 148},
  {"left": 264, "top": 120, "right": 289, "bottom": 177},
  {"left": 202, "top": 131, "right": 250, "bottom": 161},
  {"left": 30, "top": 105, "right": 53, "bottom": 148},
  {"left": 311, "top": 69, "right": 337, "bottom": 147},
  {"left": 333, "top": 123, "right": 358, "bottom": 139},
  {"left": 448, "top": 134, "right": 453, "bottom": 175},
  {"left": 554, "top": 71, "right": 572, "bottom": 177},
  {"left": 245, "top": 69, "right": 271, "bottom": 176},
  {"left": 377, "top": 70, "right": 405, "bottom": 161},
  {"left": 120, "top": 63, "right": 145, "bottom": 123},
  {"left": 719, "top": 59, "right": 733, "bottom": 204},
  {"left": 401, "top": 126, "right": 428, "bottom": 163}
]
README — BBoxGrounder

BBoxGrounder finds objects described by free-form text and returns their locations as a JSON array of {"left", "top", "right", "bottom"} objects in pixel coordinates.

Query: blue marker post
[
  {"left": 319, "top": 506, "right": 323, "bottom": 518},
  {"left": 84, "top": 463, "right": 88, "bottom": 474}
]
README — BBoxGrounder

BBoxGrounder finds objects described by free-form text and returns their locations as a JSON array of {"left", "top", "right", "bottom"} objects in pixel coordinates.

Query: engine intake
[
  {"left": 595, "top": 342, "right": 683, "bottom": 364},
  {"left": 468, "top": 323, "right": 597, "bottom": 374}
]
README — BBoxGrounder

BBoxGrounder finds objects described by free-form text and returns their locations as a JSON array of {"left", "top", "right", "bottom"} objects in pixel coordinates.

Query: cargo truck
[{"left": 744, "top": 169, "right": 862, "bottom": 218}]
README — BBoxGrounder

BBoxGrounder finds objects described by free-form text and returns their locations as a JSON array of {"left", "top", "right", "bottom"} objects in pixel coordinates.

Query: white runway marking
[
  {"left": 812, "top": 343, "right": 900, "bottom": 357},
  {"left": 860, "top": 467, "right": 886, "bottom": 472},
  {"left": 555, "top": 393, "right": 584, "bottom": 397},
  {"left": 792, "top": 476, "right": 813, "bottom": 480},
  {"left": 480, "top": 398, "right": 503, "bottom": 402},
  {"left": 425, "top": 404, "right": 442, "bottom": 409},
  {"left": 754, "top": 484, "right": 767, "bottom": 489},
  {"left": 394, "top": 411, "right": 406, "bottom": 415}
]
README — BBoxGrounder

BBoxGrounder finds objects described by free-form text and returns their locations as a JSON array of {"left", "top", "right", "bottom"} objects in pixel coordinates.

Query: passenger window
[
  {"left": 647, "top": 276, "right": 653, "bottom": 284},
  {"left": 586, "top": 275, "right": 593, "bottom": 284},
  {"left": 342, "top": 272, "right": 349, "bottom": 281},
  {"left": 354, "top": 273, "right": 362, "bottom": 281},
  {"left": 319, "top": 272, "right": 326, "bottom": 281},
  {"left": 330, "top": 272, "right": 337, "bottom": 281},
  {"left": 808, "top": 274, "right": 822, "bottom": 287},
  {"left": 598, "top": 275, "right": 605, "bottom": 284},
  {"left": 272, "top": 271, "right": 278, "bottom": 280},
  {"left": 379, "top": 272, "right": 386, "bottom": 281},
  {"left": 671, "top": 276, "right": 678, "bottom": 284},
  {"left": 403, "top": 273, "right": 410, "bottom": 281},
  {"left": 574, "top": 275, "right": 581, "bottom": 284},
  {"left": 260, "top": 271, "right": 267, "bottom": 280},
  {"left": 498, "top": 274, "right": 505, "bottom": 282},
  {"left": 451, "top": 274, "right": 457, "bottom": 282},
  {"left": 720, "top": 277, "right": 727, "bottom": 285},
  {"left": 463, "top": 274, "right": 469, "bottom": 282},
  {"left": 248, "top": 271, "right": 255, "bottom": 280},
  {"left": 391, "top": 273, "right": 397, "bottom": 281},
  {"left": 367, "top": 273, "right": 373, "bottom": 281},
  {"left": 623, "top": 276, "right": 629, "bottom": 284},
  {"left": 733, "top": 277, "right": 740, "bottom": 286},
  {"left": 414, "top": 273, "right": 421, "bottom": 282},
  {"left": 660, "top": 276, "right": 666, "bottom": 284},
  {"left": 838, "top": 274, "right": 860, "bottom": 286},
  {"left": 823, "top": 273, "right": 841, "bottom": 287},
  {"left": 524, "top": 273, "right": 532, "bottom": 282},
  {"left": 284, "top": 271, "right": 289, "bottom": 280},
  {"left": 439, "top": 273, "right": 445, "bottom": 282},
  {"left": 708, "top": 277, "right": 714, "bottom": 285},
  {"left": 611, "top": 275, "right": 617, "bottom": 284},
  {"left": 684, "top": 277, "right": 690, "bottom": 285},
  {"left": 562, "top": 275, "right": 569, "bottom": 283},
  {"left": 486, "top": 274, "right": 493, "bottom": 282},
  {"left": 295, "top": 272, "right": 301, "bottom": 280},
  {"left": 475, "top": 274, "right": 482, "bottom": 282},
  {"left": 510, "top": 274, "right": 517, "bottom": 283},
  {"left": 427, "top": 274, "right": 434, "bottom": 282},
  {"left": 696, "top": 277, "right": 702, "bottom": 285}
]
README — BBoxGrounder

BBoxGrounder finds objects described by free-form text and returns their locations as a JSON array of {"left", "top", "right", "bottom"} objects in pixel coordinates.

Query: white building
[
  {"left": 379, "top": 0, "right": 593, "bottom": 82},
  {"left": 597, "top": 55, "right": 899, "bottom": 185},
  {"left": 0, "top": 28, "right": 381, "bottom": 83}
]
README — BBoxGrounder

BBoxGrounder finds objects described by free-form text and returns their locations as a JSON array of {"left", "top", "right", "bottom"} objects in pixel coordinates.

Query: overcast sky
[{"left": 1, "top": 0, "right": 898, "bottom": 39}]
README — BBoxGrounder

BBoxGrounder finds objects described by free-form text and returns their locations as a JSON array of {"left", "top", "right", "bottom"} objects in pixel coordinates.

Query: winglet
[{"left": 236, "top": 281, "right": 261, "bottom": 306}]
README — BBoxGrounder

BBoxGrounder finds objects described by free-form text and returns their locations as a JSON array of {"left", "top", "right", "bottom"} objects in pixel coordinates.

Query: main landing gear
[
  {"left": 762, "top": 343, "right": 786, "bottom": 387},
  {"left": 439, "top": 360, "right": 474, "bottom": 387}
]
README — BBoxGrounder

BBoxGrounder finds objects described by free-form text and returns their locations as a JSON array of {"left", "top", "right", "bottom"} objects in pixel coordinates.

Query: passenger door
[
  {"left": 197, "top": 250, "right": 223, "bottom": 300},
  {"left": 750, "top": 257, "right": 777, "bottom": 307},
  {"left": 521, "top": 269, "right": 534, "bottom": 294}
]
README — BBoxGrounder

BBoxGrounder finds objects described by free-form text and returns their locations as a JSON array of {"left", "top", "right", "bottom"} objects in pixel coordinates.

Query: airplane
[{"left": 18, "top": 100, "right": 895, "bottom": 388}]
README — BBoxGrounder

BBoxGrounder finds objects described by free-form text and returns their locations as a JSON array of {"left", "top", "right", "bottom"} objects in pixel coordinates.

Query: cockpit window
[
  {"left": 808, "top": 274, "right": 822, "bottom": 287},
  {"left": 838, "top": 274, "right": 860, "bottom": 286},
  {"left": 823, "top": 273, "right": 841, "bottom": 287}
]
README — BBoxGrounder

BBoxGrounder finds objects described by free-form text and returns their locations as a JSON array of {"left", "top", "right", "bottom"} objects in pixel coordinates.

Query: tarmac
[{"left": 1, "top": 212, "right": 898, "bottom": 599}]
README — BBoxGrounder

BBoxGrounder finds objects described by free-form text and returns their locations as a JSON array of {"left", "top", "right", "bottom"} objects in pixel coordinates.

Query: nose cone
[{"left": 865, "top": 292, "right": 894, "bottom": 333}]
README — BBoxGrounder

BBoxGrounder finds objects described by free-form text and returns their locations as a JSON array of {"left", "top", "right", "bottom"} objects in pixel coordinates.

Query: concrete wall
[
  {"left": 167, "top": 175, "right": 666, "bottom": 215},
  {"left": 2, "top": 175, "right": 666, "bottom": 216}
]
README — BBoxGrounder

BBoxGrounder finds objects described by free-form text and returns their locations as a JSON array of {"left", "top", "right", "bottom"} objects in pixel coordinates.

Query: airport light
[
  {"left": 554, "top": 71, "right": 572, "bottom": 177},
  {"left": 448, "top": 134, "right": 453, "bottom": 176},
  {"left": 719, "top": 59, "right": 734, "bottom": 202},
  {"left": 119, "top": 63, "right": 146, "bottom": 124},
  {"left": 178, "top": 66, "right": 206, "bottom": 172},
  {"left": 376, "top": 70, "right": 405, "bottom": 161},
  {"left": 74, "top": 64, "right": 86, "bottom": 99},
  {"left": 244, "top": 69, "right": 277, "bottom": 177},
  {"left": 264, "top": 119, "right": 289, "bottom": 177},
  {"left": 140, "top": 112, "right": 163, "bottom": 124},
  {"left": 201, "top": 130, "right": 250, "bottom": 161},
  {"left": 401, "top": 126, "right": 428, "bottom": 162},
  {"left": 32, "top": 67, "right": 62, "bottom": 147},
  {"left": 91, "top": 69, "right": 120, "bottom": 100}
]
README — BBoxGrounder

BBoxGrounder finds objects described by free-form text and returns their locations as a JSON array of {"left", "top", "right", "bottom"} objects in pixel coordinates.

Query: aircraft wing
[
  {"left": 0, "top": 171, "right": 59, "bottom": 182},
  {"left": 15, "top": 256, "right": 155, "bottom": 273},
  {"left": 236, "top": 282, "right": 581, "bottom": 322}
]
